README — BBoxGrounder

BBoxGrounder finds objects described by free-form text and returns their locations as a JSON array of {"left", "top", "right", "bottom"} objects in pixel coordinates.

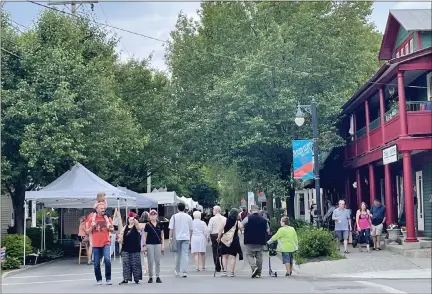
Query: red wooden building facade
[{"left": 341, "top": 9, "right": 432, "bottom": 240}]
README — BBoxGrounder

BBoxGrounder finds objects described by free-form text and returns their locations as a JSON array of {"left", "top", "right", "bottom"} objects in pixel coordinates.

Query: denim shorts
[
  {"left": 335, "top": 230, "right": 349, "bottom": 241},
  {"left": 281, "top": 252, "right": 293, "bottom": 264}
]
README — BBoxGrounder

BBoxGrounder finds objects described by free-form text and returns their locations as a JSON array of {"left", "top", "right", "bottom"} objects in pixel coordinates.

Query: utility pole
[{"left": 48, "top": 1, "right": 98, "bottom": 16}]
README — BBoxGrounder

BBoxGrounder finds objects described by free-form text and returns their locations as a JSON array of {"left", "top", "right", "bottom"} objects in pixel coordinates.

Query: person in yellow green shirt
[{"left": 266, "top": 216, "right": 298, "bottom": 276}]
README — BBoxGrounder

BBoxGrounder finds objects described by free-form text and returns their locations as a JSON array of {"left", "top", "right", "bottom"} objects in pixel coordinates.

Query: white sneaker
[
  {"left": 106, "top": 280, "right": 112, "bottom": 285},
  {"left": 182, "top": 272, "right": 187, "bottom": 278},
  {"left": 174, "top": 270, "right": 179, "bottom": 276},
  {"left": 221, "top": 271, "right": 227, "bottom": 277},
  {"left": 96, "top": 281, "right": 102, "bottom": 285}
]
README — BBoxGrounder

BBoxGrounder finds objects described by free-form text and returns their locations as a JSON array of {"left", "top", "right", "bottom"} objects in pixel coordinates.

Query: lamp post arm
[{"left": 298, "top": 105, "right": 312, "bottom": 115}]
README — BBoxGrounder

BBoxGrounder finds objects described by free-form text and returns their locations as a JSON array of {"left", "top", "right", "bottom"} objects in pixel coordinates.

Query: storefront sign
[
  {"left": 257, "top": 192, "right": 266, "bottom": 202},
  {"left": 383, "top": 145, "right": 397, "bottom": 165}
]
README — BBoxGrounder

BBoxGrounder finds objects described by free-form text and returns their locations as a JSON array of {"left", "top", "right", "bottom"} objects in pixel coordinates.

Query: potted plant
[
  {"left": 387, "top": 223, "right": 400, "bottom": 245},
  {"left": 400, "top": 226, "right": 407, "bottom": 241}
]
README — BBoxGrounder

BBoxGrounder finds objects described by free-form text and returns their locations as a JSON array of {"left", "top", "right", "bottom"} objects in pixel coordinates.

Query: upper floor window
[{"left": 394, "top": 34, "right": 414, "bottom": 58}]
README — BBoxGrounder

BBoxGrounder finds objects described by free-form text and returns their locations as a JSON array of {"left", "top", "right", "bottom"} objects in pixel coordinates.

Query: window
[
  {"left": 409, "top": 39, "right": 414, "bottom": 53},
  {"left": 396, "top": 52, "right": 400, "bottom": 58},
  {"left": 401, "top": 47, "right": 404, "bottom": 56},
  {"left": 405, "top": 43, "right": 409, "bottom": 54}
]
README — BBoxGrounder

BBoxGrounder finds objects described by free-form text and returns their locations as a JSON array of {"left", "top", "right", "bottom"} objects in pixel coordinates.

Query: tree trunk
[
  {"left": 267, "top": 193, "right": 274, "bottom": 219},
  {"left": 11, "top": 187, "right": 26, "bottom": 234}
]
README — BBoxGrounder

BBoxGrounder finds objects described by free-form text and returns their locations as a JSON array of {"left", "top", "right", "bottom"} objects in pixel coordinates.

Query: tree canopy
[{"left": 1, "top": 2, "right": 383, "bottom": 228}]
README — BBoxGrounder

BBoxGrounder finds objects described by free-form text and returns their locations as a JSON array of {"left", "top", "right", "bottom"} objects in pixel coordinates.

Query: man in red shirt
[{"left": 86, "top": 203, "right": 114, "bottom": 285}]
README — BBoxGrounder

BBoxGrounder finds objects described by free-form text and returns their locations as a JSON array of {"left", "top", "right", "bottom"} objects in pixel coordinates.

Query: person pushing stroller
[{"left": 267, "top": 217, "right": 298, "bottom": 277}]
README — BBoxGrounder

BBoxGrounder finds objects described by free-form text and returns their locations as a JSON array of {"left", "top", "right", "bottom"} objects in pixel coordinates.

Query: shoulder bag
[
  {"left": 170, "top": 214, "right": 178, "bottom": 252},
  {"left": 220, "top": 221, "right": 238, "bottom": 247}
]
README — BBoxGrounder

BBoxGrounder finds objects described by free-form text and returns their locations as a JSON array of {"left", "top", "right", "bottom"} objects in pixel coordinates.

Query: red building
[{"left": 341, "top": 9, "right": 432, "bottom": 240}]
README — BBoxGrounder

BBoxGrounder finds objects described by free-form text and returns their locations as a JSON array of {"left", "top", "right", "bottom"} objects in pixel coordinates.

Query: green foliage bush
[
  {"left": 288, "top": 218, "right": 310, "bottom": 230},
  {"left": 26, "top": 227, "right": 54, "bottom": 249},
  {"left": 41, "top": 248, "right": 64, "bottom": 260},
  {"left": 294, "top": 226, "right": 338, "bottom": 263},
  {"left": 1, "top": 257, "right": 21, "bottom": 270},
  {"left": 1, "top": 234, "right": 32, "bottom": 263},
  {"left": 270, "top": 217, "right": 310, "bottom": 234}
]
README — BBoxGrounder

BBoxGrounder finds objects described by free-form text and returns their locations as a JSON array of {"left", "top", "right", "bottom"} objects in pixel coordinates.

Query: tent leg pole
[
  {"left": 60, "top": 208, "right": 63, "bottom": 240},
  {"left": 23, "top": 201, "right": 27, "bottom": 266}
]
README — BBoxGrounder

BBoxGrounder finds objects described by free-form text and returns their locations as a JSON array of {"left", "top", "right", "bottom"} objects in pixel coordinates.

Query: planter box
[{"left": 388, "top": 228, "right": 400, "bottom": 245}]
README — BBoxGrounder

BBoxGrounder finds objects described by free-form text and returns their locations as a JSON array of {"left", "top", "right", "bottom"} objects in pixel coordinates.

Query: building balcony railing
[
  {"left": 368, "top": 117, "right": 381, "bottom": 131},
  {"left": 406, "top": 101, "right": 432, "bottom": 111},
  {"left": 345, "top": 100, "right": 432, "bottom": 162},
  {"left": 355, "top": 126, "right": 366, "bottom": 138},
  {"left": 385, "top": 105, "right": 399, "bottom": 122}
]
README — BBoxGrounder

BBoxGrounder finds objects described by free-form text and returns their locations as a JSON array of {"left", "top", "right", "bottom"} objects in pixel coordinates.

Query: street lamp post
[{"left": 295, "top": 98, "right": 322, "bottom": 221}]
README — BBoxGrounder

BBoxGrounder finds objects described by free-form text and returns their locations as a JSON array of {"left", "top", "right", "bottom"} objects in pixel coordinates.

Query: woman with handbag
[
  {"left": 118, "top": 212, "right": 143, "bottom": 285},
  {"left": 142, "top": 210, "right": 164, "bottom": 283},
  {"left": 217, "top": 208, "right": 244, "bottom": 277}
]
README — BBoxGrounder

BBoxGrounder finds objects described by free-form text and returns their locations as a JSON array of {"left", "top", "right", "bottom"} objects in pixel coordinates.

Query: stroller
[
  {"left": 351, "top": 229, "right": 374, "bottom": 248},
  {"left": 267, "top": 242, "right": 278, "bottom": 277}
]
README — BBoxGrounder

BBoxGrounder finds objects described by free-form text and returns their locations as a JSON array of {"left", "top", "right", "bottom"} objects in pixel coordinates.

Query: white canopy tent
[
  {"left": 118, "top": 187, "right": 158, "bottom": 208},
  {"left": 140, "top": 191, "right": 182, "bottom": 206},
  {"left": 24, "top": 163, "right": 136, "bottom": 264}
]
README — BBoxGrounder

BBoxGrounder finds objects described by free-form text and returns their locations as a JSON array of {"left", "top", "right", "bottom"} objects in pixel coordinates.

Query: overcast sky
[{"left": 4, "top": 1, "right": 432, "bottom": 72}]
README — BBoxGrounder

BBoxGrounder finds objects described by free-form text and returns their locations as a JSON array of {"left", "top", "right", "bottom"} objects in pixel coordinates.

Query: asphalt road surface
[{"left": 2, "top": 249, "right": 430, "bottom": 294}]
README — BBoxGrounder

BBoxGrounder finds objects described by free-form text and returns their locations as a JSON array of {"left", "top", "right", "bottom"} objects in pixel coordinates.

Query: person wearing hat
[
  {"left": 142, "top": 209, "right": 164, "bottom": 283},
  {"left": 118, "top": 212, "right": 143, "bottom": 285}
]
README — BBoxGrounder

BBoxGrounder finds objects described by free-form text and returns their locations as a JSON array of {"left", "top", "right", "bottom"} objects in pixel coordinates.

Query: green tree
[
  {"left": 166, "top": 1, "right": 382, "bottom": 216},
  {"left": 1, "top": 10, "right": 144, "bottom": 232}
]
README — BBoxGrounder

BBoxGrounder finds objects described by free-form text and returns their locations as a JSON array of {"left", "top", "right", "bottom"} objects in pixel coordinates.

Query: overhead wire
[{"left": 4, "top": 1, "right": 428, "bottom": 91}]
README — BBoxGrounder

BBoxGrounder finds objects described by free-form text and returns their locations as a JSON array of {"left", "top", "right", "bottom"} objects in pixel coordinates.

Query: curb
[{"left": 1, "top": 259, "right": 64, "bottom": 279}]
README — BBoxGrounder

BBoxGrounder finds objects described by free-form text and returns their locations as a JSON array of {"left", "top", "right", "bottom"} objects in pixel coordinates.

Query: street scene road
[{"left": 2, "top": 245, "right": 431, "bottom": 294}]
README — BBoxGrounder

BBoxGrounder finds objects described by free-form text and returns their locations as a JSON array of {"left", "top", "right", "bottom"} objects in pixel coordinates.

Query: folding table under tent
[{"left": 24, "top": 162, "right": 136, "bottom": 264}]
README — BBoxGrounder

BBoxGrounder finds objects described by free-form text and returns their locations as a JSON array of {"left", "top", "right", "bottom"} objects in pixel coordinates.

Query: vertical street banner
[
  {"left": 247, "top": 192, "right": 255, "bottom": 210},
  {"left": 257, "top": 192, "right": 266, "bottom": 202},
  {"left": 292, "top": 140, "right": 314, "bottom": 180}
]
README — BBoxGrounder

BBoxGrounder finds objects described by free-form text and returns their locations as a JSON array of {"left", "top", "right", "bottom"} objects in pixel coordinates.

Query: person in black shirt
[
  {"left": 142, "top": 210, "right": 164, "bottom": 283},
  {"left": 119, "top": 212, "right": 143, "bottom": 285}
]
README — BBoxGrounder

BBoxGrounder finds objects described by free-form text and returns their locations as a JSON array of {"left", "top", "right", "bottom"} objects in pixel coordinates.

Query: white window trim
[
  {"left": 427, "top": 72, "right": 432, "bottom": 101},
  {"left": 396, "top": 52, "right": 400, "bottom": 58},
  {"left": 405, "top": 43, "right": 409, "bottom": 54},
  {"left": 409, "top": 39, "right": 414, "bottom": 53}
]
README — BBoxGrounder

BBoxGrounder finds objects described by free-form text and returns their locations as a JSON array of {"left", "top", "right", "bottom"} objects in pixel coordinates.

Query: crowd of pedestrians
[{"left": 84, "top": 193, "right": 301, "bottom": 285}]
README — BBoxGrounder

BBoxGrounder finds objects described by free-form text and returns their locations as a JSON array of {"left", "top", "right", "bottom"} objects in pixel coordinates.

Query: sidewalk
[{"left": 294, "top": 245, "right": 431, "bottom": 278}]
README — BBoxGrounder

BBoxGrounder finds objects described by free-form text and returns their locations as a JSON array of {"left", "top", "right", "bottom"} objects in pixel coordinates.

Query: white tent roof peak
[
  {"left": 39, "top": 163, "right": 119, "bottom": 196},
  {"left": 25, "top": 163, "right": 133, "bottom": 208}
]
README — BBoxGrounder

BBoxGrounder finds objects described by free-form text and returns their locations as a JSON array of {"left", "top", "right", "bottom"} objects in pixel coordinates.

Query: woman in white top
[{"left": 191, "top": 211, "right": 208, "bottom": 271}]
